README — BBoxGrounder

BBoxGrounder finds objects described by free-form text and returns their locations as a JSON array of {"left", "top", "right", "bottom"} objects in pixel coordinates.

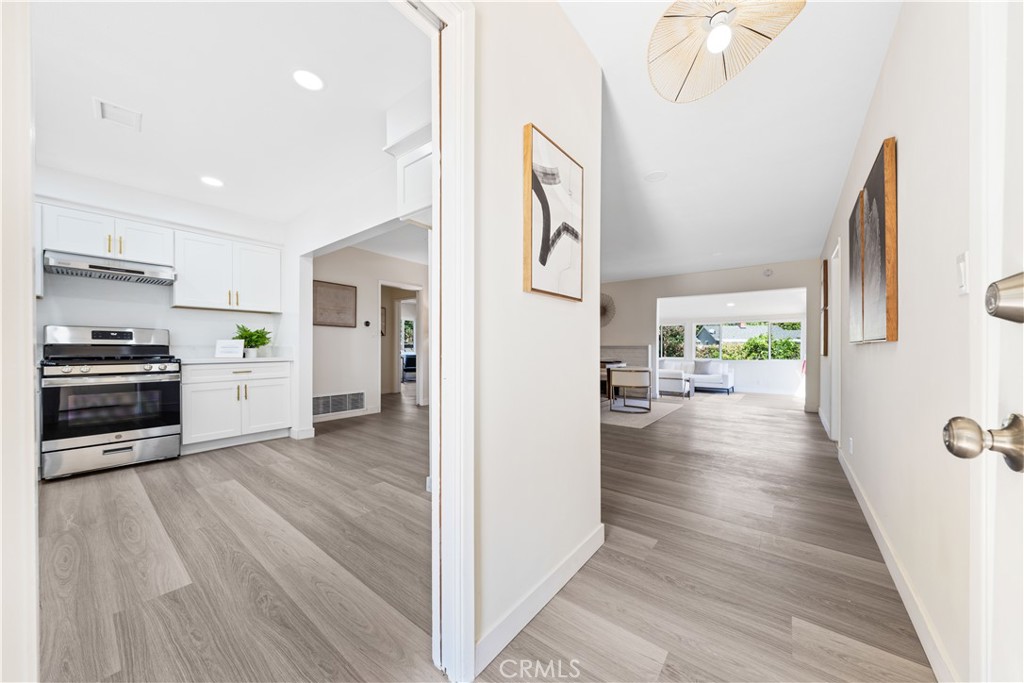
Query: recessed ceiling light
[
  {"left": 200, "top": 176, "right": 224, "bottom": 188},
  {"left": 292, "top": 69, "right": 324, "bottom": 91},
  {"left": 644, "top": 171, "right": 668, "bottom": 183},
  {"left": 726, "top": 302, "right": 736, "bottom": 307}
]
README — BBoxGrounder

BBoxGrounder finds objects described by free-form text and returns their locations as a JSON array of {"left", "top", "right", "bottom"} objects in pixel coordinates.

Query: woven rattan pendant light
[{"left": 648, "top": 1, "right": 805, "bottom": 103}]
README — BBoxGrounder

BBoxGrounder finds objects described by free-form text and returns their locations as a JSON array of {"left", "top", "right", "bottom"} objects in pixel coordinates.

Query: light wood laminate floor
[
  {"left": 39, "top": 390, "right": 933, "bottom": 682},
  {"left": 39, "top": 389, "right": 440, "bottom": 683},
  {"left": 481, "top": 394, "right": 933, "bottom": 683}
]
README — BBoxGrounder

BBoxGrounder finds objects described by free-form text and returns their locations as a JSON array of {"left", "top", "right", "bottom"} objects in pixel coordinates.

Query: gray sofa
[{"left": 658, "top": 358, "right": 735, "bottom": 394}]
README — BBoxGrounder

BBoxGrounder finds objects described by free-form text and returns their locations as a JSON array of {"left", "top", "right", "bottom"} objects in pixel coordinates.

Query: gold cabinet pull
[
  {"left": 236, "top": 385, "right": 240, "bottom": 401},
  {"left": 228, "top": 290, "right": 232, "bottom": 306},
  {"left": 107, "top": 235, "right": 112, "bottom": 253},
  {"left": 244, "top": 384, "right": 248, "bottom": 400},
  {"left": 231, "top": 370, "right": 252, "bottom": 374},
  {"left": 235, "top": 290, "right": 239, "bottom": 306},
  {"left": 118, "top": 236, "right": 123, "bottom": 254}
]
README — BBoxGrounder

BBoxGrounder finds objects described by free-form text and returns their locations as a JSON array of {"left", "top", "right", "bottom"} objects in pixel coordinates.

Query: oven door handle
[{"left": 41, "top": 373, "right": 181, "bottom": 387}]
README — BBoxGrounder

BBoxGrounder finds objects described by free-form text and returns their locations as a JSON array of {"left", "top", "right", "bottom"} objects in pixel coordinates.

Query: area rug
[{"left": 600, "top": 400, "right": 683, "bottom": 429}]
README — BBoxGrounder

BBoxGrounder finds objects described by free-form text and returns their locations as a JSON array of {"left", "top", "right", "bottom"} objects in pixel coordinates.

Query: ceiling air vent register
[{"left": 648, "top": 0, "right": 805, "bottom": 103}]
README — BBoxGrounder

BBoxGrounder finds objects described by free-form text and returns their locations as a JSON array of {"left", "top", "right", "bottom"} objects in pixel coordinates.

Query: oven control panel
[{"left": 42, "top": 362, "right": 180, "bottom": 377}]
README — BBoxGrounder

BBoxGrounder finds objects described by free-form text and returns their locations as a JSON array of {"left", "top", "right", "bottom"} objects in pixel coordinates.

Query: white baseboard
[
  {"left": 181, "top": 428, "right": 291, "bottom": 455},
  {"left": 474, "top": 524, "right": 605, "bottom": 677},
  {"left": 290, "top": 426, "right": 315, "bottom": 440},
  {"left": 837, "top": 449, "right": 957, "bottom": 682}
]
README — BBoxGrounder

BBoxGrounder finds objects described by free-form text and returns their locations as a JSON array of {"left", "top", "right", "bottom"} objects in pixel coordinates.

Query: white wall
[
  {"left": 473, "top": 0, "right": 603, "bottom": 668},
  {"left": 311, "top": 247, "right": 426, "bottom": 417},
  {"left": 35, "top": 274, "right": 281, "bottom": 359},
  {"left": 817, "top": 3, "right": 973, "bottom": 678},
  {"left": 278, "top": 164, "right": 400, "bottom": 437},
  {"left": 35, "top": 167, "right": 286, "bottom": 244},
  {"left": 1, "top": 4, "right": 40, "bottom": 679},
  {"left": 603, "top": 259, "right": 821, "bottom": 411}
]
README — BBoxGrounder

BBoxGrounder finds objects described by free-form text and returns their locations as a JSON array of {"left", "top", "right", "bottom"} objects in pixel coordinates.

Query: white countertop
[{"left": 180, "top": 357, "right": 293, "bottom": 365}]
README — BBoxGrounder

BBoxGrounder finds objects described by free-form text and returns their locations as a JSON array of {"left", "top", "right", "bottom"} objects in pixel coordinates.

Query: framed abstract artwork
[
  {"left": 523, "top": 123, "right": 584, "bottom": 301},
  {"left": 849, "top": 137, "right": 898, "bottom": 343},
  {"left": 849, "top": 189, "right": 864, "bottom": 342},
  {"left": 313, "top": 280, "right": 356, "bottom": 328}
]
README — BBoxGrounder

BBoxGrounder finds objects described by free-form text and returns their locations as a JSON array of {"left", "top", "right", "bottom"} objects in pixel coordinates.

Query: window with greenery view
[
  {"left": 695, "top": 324, "right": 721, "bottom": 359},
  {"left": 403, "top": 319, "right": 414, "bottom": 351},
  {"left": 769, "top": 322, "right": 802, "bottom": 359},
  {"left": 693, "top": 321, "right": 802, "bottom": 360},
  {"left": 721, "top": 321, "right": 769, "bottom": 360},
  {"left": 659, "top": 325, "right": 685, "bottom": 357}
]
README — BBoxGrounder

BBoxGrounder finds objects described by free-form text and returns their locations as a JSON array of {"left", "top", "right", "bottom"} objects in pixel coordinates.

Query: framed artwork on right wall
[{"left": 849, "top": 137, "right": 898, "bottom": 343}]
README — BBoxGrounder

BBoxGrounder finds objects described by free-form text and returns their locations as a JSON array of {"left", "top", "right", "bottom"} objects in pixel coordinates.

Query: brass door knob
[{"left": 943, "top": 413, "right": 1023, "bottom": 472}]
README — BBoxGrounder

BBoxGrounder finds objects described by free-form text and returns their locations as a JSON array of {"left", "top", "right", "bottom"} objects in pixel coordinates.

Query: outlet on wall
[{"left": 848, "top": 436, "right": 854, "bottom": 455}]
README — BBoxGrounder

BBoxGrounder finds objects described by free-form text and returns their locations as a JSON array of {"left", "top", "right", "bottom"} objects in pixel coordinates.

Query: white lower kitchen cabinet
[
  {"left": 241, "top": 378, "right": 290, "bottom": 434},
  {"left": 182, "top": 382, "right": 242, "bottom": 444},
  {"left": 181, "top": 361, "right": 291, "bottom": 447}
]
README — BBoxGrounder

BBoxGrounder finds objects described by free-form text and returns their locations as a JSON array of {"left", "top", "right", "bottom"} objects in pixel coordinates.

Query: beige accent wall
[
  {"left": 311, "top": 247, "right": 426, "bottom": 417},
  {"left": 601, "top": 259, "right": 821, "bottom": 412},
  {"left": 817, "top": 2, "right": 975, "bottom": 678},
  {"left": 474, "top": 0, "right": 603, "bottom": 648}
]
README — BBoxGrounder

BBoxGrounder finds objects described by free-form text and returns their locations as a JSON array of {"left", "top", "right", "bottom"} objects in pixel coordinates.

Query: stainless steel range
[{"left": 39, "top": 326, "right": 181, "bottom": 479}]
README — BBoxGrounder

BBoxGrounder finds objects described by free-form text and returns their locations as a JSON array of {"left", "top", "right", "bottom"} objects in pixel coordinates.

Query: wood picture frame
[
  {"left": 313, "top": 280, "right": 356, "bottom": 327},
  {"left": 523, "top": 123, "right": 584, "bottom": 302},
  {"left": 381, "top": 306, "right": 387, "bottom": 337}
]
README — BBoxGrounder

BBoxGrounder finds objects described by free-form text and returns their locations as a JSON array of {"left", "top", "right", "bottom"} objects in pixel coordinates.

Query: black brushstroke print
[{"left": 532, "top": 169, "right": 579, "bottom": 267}]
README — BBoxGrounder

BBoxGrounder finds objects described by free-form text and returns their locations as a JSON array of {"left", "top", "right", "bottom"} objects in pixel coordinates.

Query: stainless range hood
[{"left": 43, "top": 250, "right": 176, "bottom": 286}]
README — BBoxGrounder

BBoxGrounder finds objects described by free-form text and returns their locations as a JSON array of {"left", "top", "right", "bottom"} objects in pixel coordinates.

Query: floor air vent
[{"left": 313, "top": 392, "right": 365, "bottom": 416}]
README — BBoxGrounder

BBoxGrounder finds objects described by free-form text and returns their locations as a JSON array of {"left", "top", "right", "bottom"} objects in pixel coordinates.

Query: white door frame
[
  {"left": 967, "top": 2, "right": 1014, "bottom": 680},
  {"left": 391, "top": 2, "right": 477, "bottom": 681},
  {"left": 829, "top": 239, "right": 841, "bottom": 442},
  {"left": 1, "top": 4, "right": 40, "bottom": 681},
  {"left": 379, "top": 280, "right": 423, "bottom": 396}
]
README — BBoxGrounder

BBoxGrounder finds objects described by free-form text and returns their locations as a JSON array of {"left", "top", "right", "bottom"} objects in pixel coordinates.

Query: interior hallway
[
  {"left": 483, "top": 393, "right": 933, "bottom": 682},
  {"left": 38, "top": 391, "right": 437, "bottom": 683}
]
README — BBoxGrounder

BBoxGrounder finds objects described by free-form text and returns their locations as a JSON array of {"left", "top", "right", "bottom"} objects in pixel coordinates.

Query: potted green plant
[{"left": 233, "top": 324, "right": 271, "bottom": 359}]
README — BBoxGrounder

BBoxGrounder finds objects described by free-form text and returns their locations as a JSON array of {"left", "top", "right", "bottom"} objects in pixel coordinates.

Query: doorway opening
[
  {"left": 654, "top": 288, "right": 808, "bottom": 404},
  {"left": 24, "top": 0, "right": 477, "bottom": 679}
]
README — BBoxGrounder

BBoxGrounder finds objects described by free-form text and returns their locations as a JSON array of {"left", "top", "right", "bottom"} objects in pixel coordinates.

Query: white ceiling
[
  {"left": 559, "top": 0, "right": 902, "bottom": 282},
  {"left": 31, "top": 2, "right": 430, "bottom": 224},
  {"left": 351, "top": 222, "right": 429, "bottom": 265},
  {"left": 659, "top": 287, "right": 806, "bottom": 322}
]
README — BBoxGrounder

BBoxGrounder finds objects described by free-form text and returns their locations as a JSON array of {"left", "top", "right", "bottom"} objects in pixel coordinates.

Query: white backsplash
[{"left": 37, "top": 273, "right": 282, "bottom": 355}]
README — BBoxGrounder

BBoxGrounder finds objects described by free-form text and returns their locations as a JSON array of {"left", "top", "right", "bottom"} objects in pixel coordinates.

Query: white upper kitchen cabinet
[
  {"left": 41, "top": 204, "right": 115, "bottom": 258},
  {"left": 233, "top": 242, "right": 281, "bottom": 313},
  {"left": 114, "top": 218, "right": 174, "bottom": 265},
  {"left": 173, "top": 231, "right": 234, "bottom": 309},
  {"left": 396, "top": 143, "right": 432, "bottom": 227},
  {"left": 174, "top": 232, "right": 281, "bottom": 313}
]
